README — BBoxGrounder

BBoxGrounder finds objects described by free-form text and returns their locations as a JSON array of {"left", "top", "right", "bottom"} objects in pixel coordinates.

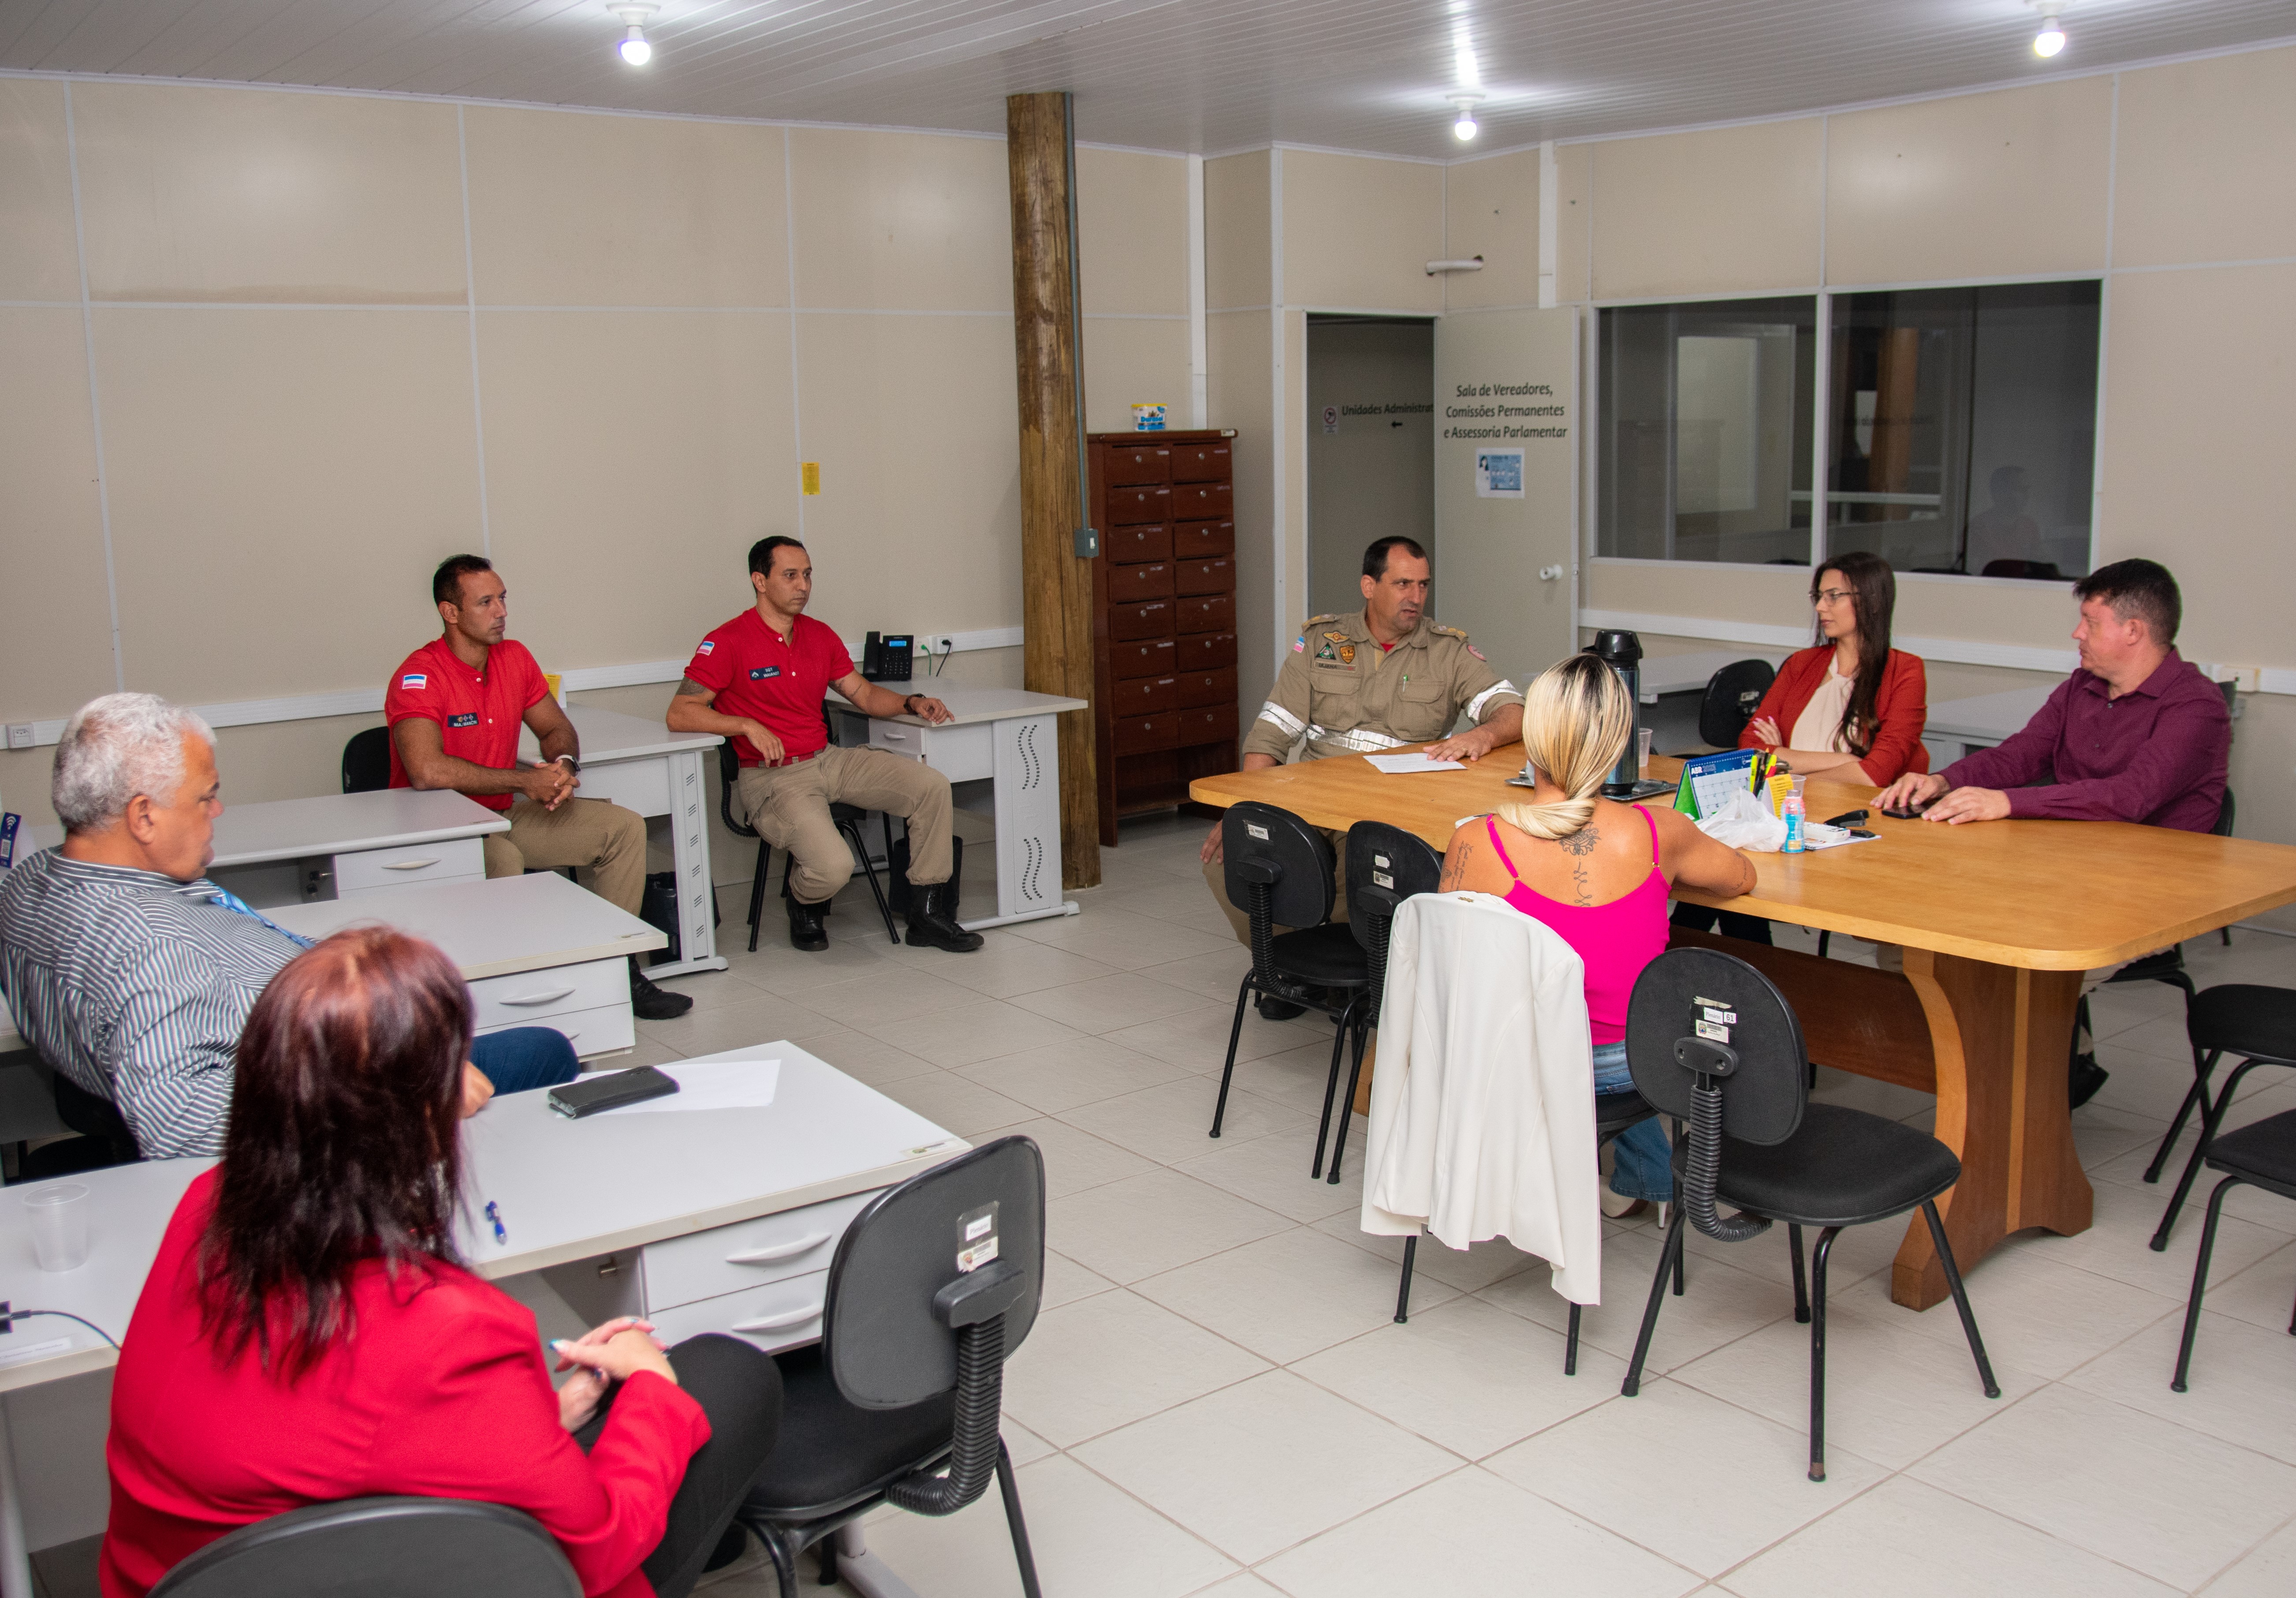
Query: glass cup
[
  {"left": 1639, "top": 727, "right": 1653, "bottom": 773},
  {"left": 23, "top": 1183, "right": 90, "bottom": 1273}
]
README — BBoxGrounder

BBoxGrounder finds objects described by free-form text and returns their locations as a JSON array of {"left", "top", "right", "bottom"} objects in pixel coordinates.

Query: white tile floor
[{"left": 656, "top": 813, "right": 2296, "bottom": 1598}]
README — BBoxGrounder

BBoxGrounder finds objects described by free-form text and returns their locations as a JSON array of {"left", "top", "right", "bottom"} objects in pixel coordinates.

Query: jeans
[
  {"left": 468, "top": 1027, "right": 582, "bottom": 1094},
  {"left": 1594, "top": 1042, "right": 1673, "bottom": 1202}
]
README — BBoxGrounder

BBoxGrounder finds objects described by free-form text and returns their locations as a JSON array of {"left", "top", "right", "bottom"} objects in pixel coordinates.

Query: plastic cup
[
  {"left": 1639, "top": 728, "right": 1653, "bottom": 772},
  {"left": 1787, "top": 775, "right": 1808, "bottom": 806},
  {"left": 23, "top": 1183, "right": 90, "bottom": 1272}
]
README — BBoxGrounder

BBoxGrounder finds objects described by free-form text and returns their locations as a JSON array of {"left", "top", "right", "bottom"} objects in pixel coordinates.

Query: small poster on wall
[{"left": 1474, "top": 448, "right": 1524, "bottom": 498}]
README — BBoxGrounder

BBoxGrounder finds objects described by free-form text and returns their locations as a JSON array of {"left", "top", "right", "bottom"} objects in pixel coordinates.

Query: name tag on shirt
[
  {"left": 749, "top": 666, "right": 782, "bottom": 680},
  {"left": 447, "top": 712, "right": 479, "bottom": 728}
]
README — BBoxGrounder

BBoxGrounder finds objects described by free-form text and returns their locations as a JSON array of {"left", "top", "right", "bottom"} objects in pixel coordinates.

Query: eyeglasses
[{"left": 1814, "top": 589, "right": 1856, "bottom": 605}]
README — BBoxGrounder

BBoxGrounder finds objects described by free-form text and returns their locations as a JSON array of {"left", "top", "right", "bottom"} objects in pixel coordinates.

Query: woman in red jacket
[
  {"left": 100, "top": 928, "right": 782, "bottom": 1598},
  {"left": 1740, "top": 550, "right": 1930, "bottom": 787}
]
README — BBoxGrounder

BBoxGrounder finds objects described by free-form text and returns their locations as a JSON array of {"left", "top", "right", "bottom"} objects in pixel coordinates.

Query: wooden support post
[{"left": 1007, "top": 90, "right": 1102, "bottom": 890}]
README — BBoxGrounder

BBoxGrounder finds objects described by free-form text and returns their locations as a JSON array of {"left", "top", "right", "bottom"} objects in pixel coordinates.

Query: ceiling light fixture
[
  {"left": 1450, "top": 93, "right": 1483, "bottom": 142},
  {"left": 611, "top": 3, "right": 658, "bottom": 66},
  {"left": 2030, "top": 1, "right": 2067, "bottom": 58}
]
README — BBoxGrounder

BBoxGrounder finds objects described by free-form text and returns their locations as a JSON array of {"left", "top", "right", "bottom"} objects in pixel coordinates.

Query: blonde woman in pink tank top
[{"left": 1440, "top": 653, "right": 1756, "bottom": 1214}]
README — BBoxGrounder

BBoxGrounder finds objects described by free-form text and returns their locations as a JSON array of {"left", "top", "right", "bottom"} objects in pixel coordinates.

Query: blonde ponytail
[{"left": 1495, "top": 653, "right": 1635, "bottom": 841}]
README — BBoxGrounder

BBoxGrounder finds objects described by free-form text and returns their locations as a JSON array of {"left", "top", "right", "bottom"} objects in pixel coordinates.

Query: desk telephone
[{"left": 861, "top": 632, "right": 913, "bottom": 683}]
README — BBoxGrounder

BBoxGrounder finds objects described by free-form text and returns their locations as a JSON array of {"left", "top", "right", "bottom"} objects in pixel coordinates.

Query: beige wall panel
[
  {"left": 1444, "top": 148, "right": 1539, "bottom": 310},
  {"left": 1082, "top": 315, "right": 1192, "bottom": 433},
  {"left": 93, "top": 307, "right": 481, "bottom": 701},
  {"left": 0, "top": 310, "right": 115, "bottom": 718},
  {"left": 1205, "top": 152, "right": 1271, "bottom": 310},
  {"left": 480, "top": 310, "right": 796, "bottom": 671},
  {"left": 792, "top": 312, "right": 1019, "bottom": 635},
  {"left": 1891, "top": 576, "right": 2083, "bottom": 653},
  {"left": 1585, "top": 560, "right": 1814, "bottom": 635},
  {"left": 72, "top": 83, "right": 465, "bottom": 304},
  {"left": 2099, "top": 265, "right": 2294, "bottom": 668},
  {"left": 2114, "top": 46, "right": 2296, "bottom": 269},
  {"left": 1555, "top": 143, "right": 1593, "bottom": 305},
  {"left": 1592, "top": 119, "right": 1822, "bottom": 299},
  {"left": 0, "top": 80, "right": 82, "bottom": 303},
  {"left": 1077, "top": 147, "right": 1189, "bottom": 317},
  {"left": 1826, "top": 79, "right": 2112, "bottom": 286},
  {"left": 1280, "top": 150, "right": 1443, "bottom": 313},
  {"left": 1282, "top": 307, "right": 1308, "bottom": 639},
  {"left": 788, "top": 128, "right": 1010, "bottom": 313},
  {"left": 465, "top": 108, "right": 786, "bottom": 308},
  {"left": 1209, "top": 309, "right": 1274, "bottom": 707},
  {"left": 210, "top": 712, "right": 383, "bottom": 808}
]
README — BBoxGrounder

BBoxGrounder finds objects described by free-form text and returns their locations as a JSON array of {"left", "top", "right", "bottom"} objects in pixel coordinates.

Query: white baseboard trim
[{"left": 3, "top": 626, "right": 1027, "bottom": 748}]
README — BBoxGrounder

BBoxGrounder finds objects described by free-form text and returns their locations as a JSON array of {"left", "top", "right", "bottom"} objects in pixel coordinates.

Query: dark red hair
[{"left": 200, "top": 926, "right": 473, "bottom": 1378}]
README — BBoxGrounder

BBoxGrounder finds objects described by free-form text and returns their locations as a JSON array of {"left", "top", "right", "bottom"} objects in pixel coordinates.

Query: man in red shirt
[
  {"left": 388, "top": 555, "right": 692, "bottom": 1018},
  {"left": 667, "top": 537, "right": 981, "bottom": 953}
]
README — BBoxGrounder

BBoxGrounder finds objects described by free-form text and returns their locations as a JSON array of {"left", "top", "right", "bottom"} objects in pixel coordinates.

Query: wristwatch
[
  {"left": 554, "top": 754, "right": 581, "bottom": 773},
  {"left": 903, "top": 694, "right": 924, "bottom": 716}
]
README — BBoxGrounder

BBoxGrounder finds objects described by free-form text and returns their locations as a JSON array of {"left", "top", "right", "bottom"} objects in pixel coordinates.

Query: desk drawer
[
  {"left": 477, "top": 1000, "right": 633, "bottom": 1059},
  {"left": 1174, "top": 667, "right": 1236, "bottom": 709},
  {"left": 469, "top": 956, "right": 628, "bottom": 1030},
  {"left": 1102, "top": 523, "right": 1170, "bottom": 564},
  {"left": 1107, "top": 561, "right": 1173, "bottom": 605},
  {"left": 1175, "top": 631, "right": 1237, "bottom": 672},
  {"left": 1105, "top": 483, "right": 1171, "bottom": 525},
  {"left": 1172, "top": 704, "right": 1239, "bottom": 747},
  {"left": 1169, "top": 480, "right": 1232, "bottom": 519},
  {"left": 1109, "top": 600, "right": 1172, "bottom": 642},
  {"left": 1171, "top": 441, "right": 1233, "bottom": 482},
  {"left": 1108, "top": 676, "right": 1176, "bottom": 718},
  {"left": 1108, "top": 638, "right": 1175, "bottom": 680},
  {"left": 1115, "top": 713, "right": 1180, "bottom": 754},
  {"left": 645, "top": 1269, "right": 829, "bottom": 1355},
  {"left": 1174, "top": 558, "right": 1232, "bottom": 596},
  {"left": 1173, "top": 519, "right": 1233, "bottom": 560},
  {"left": 869, "top": 719, "right": 992, "bottom": 782},
  {"left": 335, "top": 837, "right": 486, "bottom": 896},
  {"left": 1174, "top": 594, "right": 1234, "bottom": 635},
  {"left": 643, "top": 1190, "right": 876, "bottom": 1312},
  {"left": 1102, "top": 444, "right": 1172, "bottom": 485}
]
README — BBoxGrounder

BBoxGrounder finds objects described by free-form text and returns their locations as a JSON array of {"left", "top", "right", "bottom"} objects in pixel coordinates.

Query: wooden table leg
[{"left": 1894, "top": 949, "right": 2091, "bottom": 1309}]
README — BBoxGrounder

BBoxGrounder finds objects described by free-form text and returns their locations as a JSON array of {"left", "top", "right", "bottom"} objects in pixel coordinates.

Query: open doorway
[{"left": 1307, "top": 316, "right": 1434, "bottom": 620}]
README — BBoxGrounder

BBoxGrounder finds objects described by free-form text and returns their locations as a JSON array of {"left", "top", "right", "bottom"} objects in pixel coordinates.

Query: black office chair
[
  {"left": 341, "top": 726, "right": 394, "bottom": 793},
  {"left": 1618, "top": 946, "right": 1999, "bottom": 1481},
  {"left": 149, "top": 1496, "right": 579, "bottom": 1598},
  {"left": 2172, "top": 1106, "right": 2296, "bottom": 1392},
  {"left": 1207, "top": 803, "right": 1373, "bottom": 1176},
  {"left": 1696, "top": 659, "right": 1777, "bottom": 750},
  {"left": 1319, "top": 822, "right": 1443, "bottom": 1184},
  {"left": 716, "top": 732, "right": 900, "bottom": 949},
  {"left": 736, "top": 1136, "right": 1044, "bottom": 1598},
  {"left": 2143, "top": 984, "right": 2296, "bottom": 1251},
  {"left": 16, "top": 1072, "right": 142, "bottom": 1183}
]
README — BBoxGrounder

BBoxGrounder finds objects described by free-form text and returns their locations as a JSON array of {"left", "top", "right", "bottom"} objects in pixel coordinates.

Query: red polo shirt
[
  {"left": 685, "top": 610, "right": 852, "bottom": 766},
  {"left": 384, "top": 637, "right": 550, "bottom": 812}
]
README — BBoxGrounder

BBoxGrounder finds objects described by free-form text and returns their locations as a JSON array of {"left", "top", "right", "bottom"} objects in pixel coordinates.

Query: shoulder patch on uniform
[
  {"left": 400, "top": 673, "right": 427, "bottom": 689},
  {"left": 1322, "top": 630, "right": 1349, "bottom": 643},
  {"left": 695, "top": 639, "right": 715, "bottom": 655},
  {"left": 1303, "top": 613, "right": 1342, "bottom": 627},
  {"left": 1431, "top": 624, "right": 1486, "bottom": 661},
  {"left": 1292, "top": 637, "right": 1306, "bottom": 652}
]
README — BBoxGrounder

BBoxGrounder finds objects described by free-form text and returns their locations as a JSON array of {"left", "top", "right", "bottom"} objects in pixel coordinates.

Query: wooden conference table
[{"left": 1190, "top": 749, "right": 2296, "bottom": 1311}]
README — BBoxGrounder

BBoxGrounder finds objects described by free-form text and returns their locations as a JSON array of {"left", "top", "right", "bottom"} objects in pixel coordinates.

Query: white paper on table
[
  {"left": 600, "top": 1058, "right": 780, "bottom": 1116},
  {"left": 1794, "top": 822, "right": 1880, "bottom": 851},
  {"left": 1364, "top": 753, "right": 1466, "bottom": 774}
]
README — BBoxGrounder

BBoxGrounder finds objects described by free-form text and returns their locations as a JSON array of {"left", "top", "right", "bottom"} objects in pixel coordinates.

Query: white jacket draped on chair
[{"left": 1359, "top": 890, "right": 1604, "bottom": 1306}]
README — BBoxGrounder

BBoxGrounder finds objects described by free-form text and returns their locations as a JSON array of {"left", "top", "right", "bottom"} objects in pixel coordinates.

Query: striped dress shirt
[{"left": 0, "top": 850, "right": 300, "bottom": 1159}]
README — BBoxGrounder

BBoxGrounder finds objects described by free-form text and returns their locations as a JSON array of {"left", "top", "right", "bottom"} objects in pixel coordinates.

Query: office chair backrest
[
  {"left": 149, "top": 1496, "right": 580, "bottom": 1598},
  {"left": 1344, "top": 822, "right": 1443, "bottom": 1025},
  {"left": 716, "top": 738, "right": 757, "bottom": 839},
  {"left": 824, "top": 1135, "right": 1044, "bottom": 1410},
  {"left": 1222, "top": 803, "right": 1335, "bottom": 933},
  {"left": 1697, "top": 660, "right": 1777, "bottom": 750},
  {"left": 2215, "top": 788, "right": 2236, "bottom": 838},
  {"left": 341, "top": 727, "right": 394, "bottom": 794}
]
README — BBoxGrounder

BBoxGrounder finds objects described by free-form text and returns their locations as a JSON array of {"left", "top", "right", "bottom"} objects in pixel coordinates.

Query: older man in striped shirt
[{"left": 0, "top": 694, "right": 579, "bottom": 1161}]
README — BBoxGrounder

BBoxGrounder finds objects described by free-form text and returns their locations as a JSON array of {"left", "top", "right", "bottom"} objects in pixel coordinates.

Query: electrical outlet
[
  {"left": 2223, "top": 665, "right": 2262, "bottom": 695},
  {"left": 937, "top": 637, "right": 955, "bottom": 657},
  {"left": 4, "top": 724, "right": 34, "bottom": 751}
]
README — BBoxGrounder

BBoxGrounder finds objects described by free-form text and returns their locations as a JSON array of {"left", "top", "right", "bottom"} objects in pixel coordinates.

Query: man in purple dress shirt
[{"left": 1877, "top": 559, "right": 2230, "bottom": 1104}]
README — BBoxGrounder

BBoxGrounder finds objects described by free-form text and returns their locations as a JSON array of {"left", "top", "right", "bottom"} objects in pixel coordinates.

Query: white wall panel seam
[
  {"left": 61, "top": 81, "right": 123, "bottom": 694},
  {"left": 1187, "top": 153, "right": 1208, "bottom": 429},
  {"left": 456, "top": 105, "right": 492, "bottom": 558},
  {"left": 1270, "top": 148, "right": 1286, "bottom": 673},
  {"left": 2090, "top": 74, "right": 2120, "bottom": 576},
  {"left": 783, "top": 127, "right": 805, "bottom": 543}
]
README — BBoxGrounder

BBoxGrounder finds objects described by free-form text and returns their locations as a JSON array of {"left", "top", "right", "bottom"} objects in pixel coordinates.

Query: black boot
[
  {"left": 787, "top": 894, "right": 830, "bottom": 952},
  {"left": 628, "top": 956, "right": 693, "bottom": 1020},
  {"left": 1256, "top": 994, "right": 1308, "bottom": 1021},
  {"left": 2067, "top": 993, "right": 2108, "bottom": 1109},
  {"left": 905, "top": 883, "right": 983, "bottom": 952}
]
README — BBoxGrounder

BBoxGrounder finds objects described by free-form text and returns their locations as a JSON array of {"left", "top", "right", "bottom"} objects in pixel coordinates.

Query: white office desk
[
  {"left": 270, "top": 872, "right": 664, "bottom": 1058},
  {"left": 0, "top": 1044, "right": 962, "bottom": 1597},
  {"left": 1923, "top": 684, "right": 2050, "bottom": 766},
  {"left": 521, "top": 706, "right": 727, "bottom": 981},
  {"left": 1634, "top": 648, "right": 1789, "bottom": 704},
  {"left": 838, "top": 686, "right": 1089, "bottom": 932},
  {"left": 27, "top": 789, "right": 507, "bottom": 910}
]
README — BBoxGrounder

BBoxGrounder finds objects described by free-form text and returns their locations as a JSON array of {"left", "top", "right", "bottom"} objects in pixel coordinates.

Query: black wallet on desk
[{"left": 548, "top": 1065, "right": 679, "bottom": 1119}]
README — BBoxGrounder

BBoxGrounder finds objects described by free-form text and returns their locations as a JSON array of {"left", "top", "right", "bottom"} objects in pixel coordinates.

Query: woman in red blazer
[
  {"left": 1740, "top": 551, "right": 1930, "bottom": 787},
  {"left": 100, "top": 928, "right": 782, "bottom": 1598}
]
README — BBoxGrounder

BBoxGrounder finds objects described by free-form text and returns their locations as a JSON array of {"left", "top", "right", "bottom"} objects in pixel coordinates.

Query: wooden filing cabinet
[{"left": 1087, "top": 429, "right": 1241, "bottom": 844}]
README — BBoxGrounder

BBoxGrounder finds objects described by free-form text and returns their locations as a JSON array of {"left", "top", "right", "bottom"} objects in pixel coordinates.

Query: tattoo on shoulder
[
  {"left": 1438, "top": 834, "right": 1474, "bottom": 892},
  {"left": 675, "top": 677, "right": 710, "bottom": 697},
  {"left": 1561, "top": 824, "right": 1600, "bottom": 903},
  {"left": 1558, "top": 826, "right": 1600, "bottom": 857}
]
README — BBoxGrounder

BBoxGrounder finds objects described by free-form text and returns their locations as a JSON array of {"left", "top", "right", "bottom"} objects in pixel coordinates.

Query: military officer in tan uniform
[{"left": 1200, "top": 537, "right": 1524, "bottom": 997}]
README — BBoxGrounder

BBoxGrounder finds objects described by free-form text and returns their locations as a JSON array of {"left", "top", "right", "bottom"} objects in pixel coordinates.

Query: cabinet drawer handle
[
  {"left": 732, "top": 1303, "right": 824, "bottom": 1333},
  {"left": 880, "top": 729, "right": 911, "bottom": 742},
  {"left": 725, "top": 1232, "right": 832, "bottom": 1265},
  {"left": 382, "top": 858, "right": 441, "bottom": 871},
  {"left": 500, "top": 986, "right": 577, "bottom": 1006}
]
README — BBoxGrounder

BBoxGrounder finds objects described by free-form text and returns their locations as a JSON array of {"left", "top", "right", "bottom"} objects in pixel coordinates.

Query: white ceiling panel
[{"left": 3, "top": 0, "right": 2292, "bottom": 157}]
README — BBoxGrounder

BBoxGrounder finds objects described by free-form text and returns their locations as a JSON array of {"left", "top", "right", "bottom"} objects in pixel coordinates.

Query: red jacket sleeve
[
  {"left": 1740, "top": 650, "right": 1825, "bottom": 751},
  {"left": 362, "top": 1291, "right": 710, "bottom": 1598},
  {"left": 1853, "top": 651, "right": 1930, "bottom": 786}
]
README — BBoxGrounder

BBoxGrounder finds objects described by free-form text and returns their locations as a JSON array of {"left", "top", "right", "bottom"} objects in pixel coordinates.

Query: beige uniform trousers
[
  {"left": 734, "top": 744, "right": 955, "bottom": 906},
  {"left": 482, "top": 796, "right": 649, "bottom": 915}
]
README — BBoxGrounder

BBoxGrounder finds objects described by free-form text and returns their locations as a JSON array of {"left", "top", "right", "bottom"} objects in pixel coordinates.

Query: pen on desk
[{"left": 485, "top": 1201, "right": 507, "bottom": 1244}]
